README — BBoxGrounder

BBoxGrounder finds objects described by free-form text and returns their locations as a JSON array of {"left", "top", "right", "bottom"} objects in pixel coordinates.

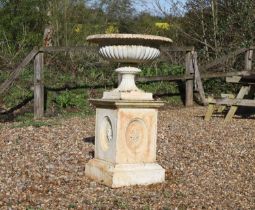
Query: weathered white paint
[
  {"left": 102, "top": 67, "right": 153, "bottom": 100},
  {"left": 99, "top": 45, "right": 160, "bottom": 63},
  {"left": 86, "top": 159, "right": 165, "bottom": 188},
  {"left": 87, "top": 33, "right": 172, "bottom": 101},
  {"left": 86, "top": 33, "right": 173, "bottom": 45}
]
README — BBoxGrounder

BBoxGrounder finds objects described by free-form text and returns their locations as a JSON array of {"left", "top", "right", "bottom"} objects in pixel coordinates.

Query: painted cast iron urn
[{"left": 86, "top": 34, "right": 173, "bottom": 100}]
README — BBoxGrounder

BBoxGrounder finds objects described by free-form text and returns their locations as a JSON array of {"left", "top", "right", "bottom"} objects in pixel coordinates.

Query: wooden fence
[{"left": 0, "top": 46, "right": 254, "bottom": 119}]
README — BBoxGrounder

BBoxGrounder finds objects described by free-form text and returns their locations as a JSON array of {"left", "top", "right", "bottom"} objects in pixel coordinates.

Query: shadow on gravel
[
  {"left": 237, "top": 107, "right": 255, "bottom": 119},
  {"left": 196, "top": 106, "right": 255, "bottom": 120},
  {"left": 82, "top": 136, "right": 95, "bottom": 145}
]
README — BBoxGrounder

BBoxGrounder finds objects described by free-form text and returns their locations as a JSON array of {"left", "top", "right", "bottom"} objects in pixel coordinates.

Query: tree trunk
[
  {"left": 200, "top": 0, "right": 209, "bottom": 61},
  {"left": 211, "top": 0, "right": 219, "bottom": 58}
]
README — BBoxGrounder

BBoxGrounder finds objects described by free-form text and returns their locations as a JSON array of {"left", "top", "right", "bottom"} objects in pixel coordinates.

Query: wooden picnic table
[{"left": 205, "top": 73, "right": 255, "bottom": 121}]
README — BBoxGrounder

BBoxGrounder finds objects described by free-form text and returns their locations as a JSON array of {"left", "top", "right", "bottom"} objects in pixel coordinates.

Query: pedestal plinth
[{"left": 85, "top": 99, "right": 165, "bottom": 188}]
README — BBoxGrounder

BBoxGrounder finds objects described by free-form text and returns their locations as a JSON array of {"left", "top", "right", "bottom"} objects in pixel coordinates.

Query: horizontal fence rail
[{"left": 137, "top": 70, "right": 251, "bottom": 82}]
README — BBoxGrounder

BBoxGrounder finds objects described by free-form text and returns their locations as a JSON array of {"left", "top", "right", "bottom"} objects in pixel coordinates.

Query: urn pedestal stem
[
  {"left": 103, "top": 66, "right": 153, "bottom": 100},
  {"left": 115, "top": 67, "right": 141, "bottom": 92}
]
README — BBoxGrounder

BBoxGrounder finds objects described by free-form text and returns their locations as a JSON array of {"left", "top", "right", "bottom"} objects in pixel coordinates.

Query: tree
[
  {"left": 156, "top": 0, "right": 255, "bottom": 59},
  {"left": 0, "top": 0, "right": 47, "bottom": 52},
  {"left": 93, "top": 0, "right": 135, "bottom": 33}
]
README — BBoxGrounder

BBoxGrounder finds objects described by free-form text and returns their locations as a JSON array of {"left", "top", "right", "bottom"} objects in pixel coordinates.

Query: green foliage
[
  {"left": 12, "top": 112, "right": 55, "bottom": 128},
  {"left": 13, "top": 120, "right": 52, "bottom": 128},
  {"left": 68, "top": 203, "right": 77, "bottom": 209},
  {"left": 1, "top": 67, "right": 33, "bottom": 109},
  {"left": 203, "top": 78, "right": 241, "bottom": 97},
  {"left": 55, "top": 91, "right": 72, "bottom": 108},
  {"left": 138, "top": 64, "right": 184, "bottom": 105},
  {"left": 143, "top": 205, "right": 151, "bottom": 210},
  {"left": 221, "top": 0, "right": 255, "bottom": 47},
  {"left": 139, "top": 81, "right": 183, "bottom": 105},
  {"left": 113, "top": 198, "right": 129, "bottom": 209},
  {"left": 3, "top": 85, "right": 32, "bottom": 108},
  {"left": 0, "top": 0, "right": 254, "bottom": 62},
  {"left": 139, "top": 81, "right": 178, "bottom": 94},
  {"left": 182, "top": 0, "right": 255, "bottom": 58},
  {"left": 0, "top": 0, "right": 46, "bottom": 56},
  {"left": 55, "top": 90, "right": 87, "bottom": 109},
  {"left": 1, "top": 0, "right": 252, "bottom": 118},
  {"left": 45, "top": 88, "right": 94, "bottom": 116},
  {"left": 95, "top": 0, "right": 134, "bottom": 33},
  {"left": 0, "top": 70, "right": 10, "bottom": 83},
  {"left": 140, "top": 64, "right": 184, "bottom": 77},
  {"left": 0, "top": 60, "right": 186, "bottom": 120}
]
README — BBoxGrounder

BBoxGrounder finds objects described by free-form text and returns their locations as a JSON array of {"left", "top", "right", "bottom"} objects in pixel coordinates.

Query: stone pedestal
[{"left": 85, "top": 99, "right": 164, "bottom": 188}]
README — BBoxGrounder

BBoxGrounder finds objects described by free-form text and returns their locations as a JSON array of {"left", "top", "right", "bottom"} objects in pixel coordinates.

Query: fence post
[
  {"left": 185, "top": 51, "right": 194, "bottom": 106},
  {"left": 192, "top": 51, "right": 206, "bottom": 105},
  {"left": 245, "top": 48, "right": 253, "bottom": 71},
  {"left": 34, "top": 52, "right": 44, "bottom": 119}
]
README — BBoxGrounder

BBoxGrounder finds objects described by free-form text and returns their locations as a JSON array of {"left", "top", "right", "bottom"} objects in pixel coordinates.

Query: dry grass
[{"left": 0, "top": 106, "right": 254, "bottom": 209}]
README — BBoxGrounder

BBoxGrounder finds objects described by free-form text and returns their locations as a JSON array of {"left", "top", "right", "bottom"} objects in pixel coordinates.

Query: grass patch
[
  {"left": 11, "top": 119, "right": 55, "bottom": 129},
  {"left": 140, "top": 63, "right": 185, "bottom": 77},
  {"left": 68, "top": 203, "right": 77, "bottom": 209},
  {"left": 10, "top": 113, "right": 57, "bottom": 128},
  {"left": 113, "top": 198, "right": 129, "bottom": 209},
  {"left": 1, "top": 67, "right": 33, "bottom": 109}
]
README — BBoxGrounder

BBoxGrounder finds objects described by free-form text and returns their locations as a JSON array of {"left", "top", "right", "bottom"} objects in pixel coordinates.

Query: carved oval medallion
[
  {"left": 100, "top": 116, "right": 113, "bottom": 151},
  {"left": 125, "top": 119, "right": 147, "bottom": 151}
]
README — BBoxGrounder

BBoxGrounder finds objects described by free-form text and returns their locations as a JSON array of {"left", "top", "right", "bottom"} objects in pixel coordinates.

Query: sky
[{"left": 135, "top": 0, "right": 187, "bottom": 16}]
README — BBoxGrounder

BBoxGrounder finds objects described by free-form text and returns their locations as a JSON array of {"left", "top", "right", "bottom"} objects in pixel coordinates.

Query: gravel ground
[{"left": 0, "top": 106, "right": 254, "bottom": 210}]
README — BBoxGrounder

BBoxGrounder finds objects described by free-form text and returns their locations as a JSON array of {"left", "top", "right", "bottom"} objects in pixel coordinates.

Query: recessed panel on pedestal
[
  {"left": 95, "top": 108, "right": 117, "bottom": 163},
  {"left": 116, "top": 109, "right": 157, "bottom": 164}
]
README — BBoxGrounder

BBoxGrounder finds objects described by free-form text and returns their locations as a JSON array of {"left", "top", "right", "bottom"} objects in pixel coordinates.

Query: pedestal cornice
[{"left": 89, "top": 99, "right": 165, "bottom": 109}]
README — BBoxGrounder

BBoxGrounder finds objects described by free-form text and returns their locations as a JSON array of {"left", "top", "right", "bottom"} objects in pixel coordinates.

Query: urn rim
[{"left": 86, "top": 33, "right": 173, "bottom": 46}]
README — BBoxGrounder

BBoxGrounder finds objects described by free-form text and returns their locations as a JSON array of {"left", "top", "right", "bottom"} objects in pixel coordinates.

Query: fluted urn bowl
[
  {"left": 86, "top": 34, "right": 172, "bottom": 100},
  {"left": 86, "top": 34, "right": 172, "bottom": 63},
  {"left": 98, "top": 45, "right": 160, "bottom": 63}
]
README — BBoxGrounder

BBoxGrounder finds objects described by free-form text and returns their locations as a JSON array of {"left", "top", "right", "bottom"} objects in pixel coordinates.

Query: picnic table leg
[
  {"left": 205, "top": 97, "right": 215, "bottom": 121},
  {"left": 218, "top": 94, "right": 235, "bottom": 113},
  {"left": 224, "top": 86, "right": 250, "bottom": 122},
  {"left": 205, "top": 103, "right": 215, "bottom": 121}
]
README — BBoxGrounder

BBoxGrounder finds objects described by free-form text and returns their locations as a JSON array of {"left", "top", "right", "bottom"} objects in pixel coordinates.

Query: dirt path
[{"left": 0, "top": 106, "right": 254, "bottom": 209}]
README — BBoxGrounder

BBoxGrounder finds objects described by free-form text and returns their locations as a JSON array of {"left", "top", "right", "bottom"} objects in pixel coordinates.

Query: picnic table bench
[{"left": 205, "top": 73, "right": 255, "bottom": 122}]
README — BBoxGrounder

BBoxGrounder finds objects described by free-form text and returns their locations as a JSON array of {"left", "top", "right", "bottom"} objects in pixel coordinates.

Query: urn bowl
[{"left": 86, "top": 34, "right": 172, "bottom": 63}]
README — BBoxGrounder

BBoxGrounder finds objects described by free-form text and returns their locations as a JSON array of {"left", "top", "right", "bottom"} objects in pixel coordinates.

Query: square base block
[
  {"left": 86, "top": 99, "right": 165, "bottom": 187},
  {"left": 85, "top": 159, "right": 165, "bottom": 188}
]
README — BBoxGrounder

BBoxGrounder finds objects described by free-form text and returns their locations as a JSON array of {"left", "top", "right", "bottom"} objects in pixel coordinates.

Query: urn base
[
  {"left": 103, "top": 90, "right": 153, "bottom": 100},
  {"left": 85, "top": 159, "right": 165, "bottom": 188}
]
